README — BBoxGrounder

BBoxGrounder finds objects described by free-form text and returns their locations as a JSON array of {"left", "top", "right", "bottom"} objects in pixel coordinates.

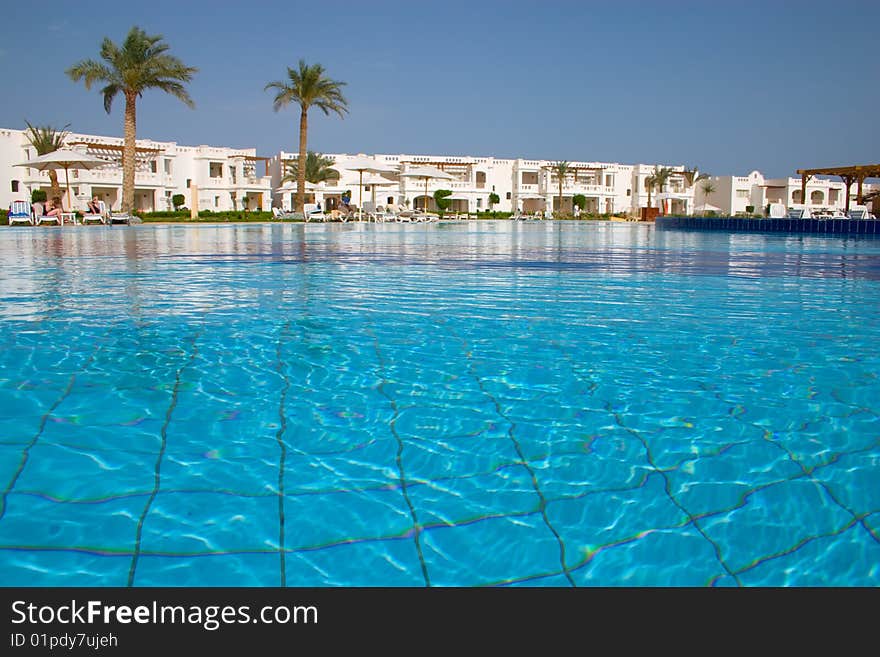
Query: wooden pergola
[
  {"left": 235, "top": 154, "right": 270, "bottom": 177},
  {"left": 795, "top": 164, "right": 880, "bottom": 213}
]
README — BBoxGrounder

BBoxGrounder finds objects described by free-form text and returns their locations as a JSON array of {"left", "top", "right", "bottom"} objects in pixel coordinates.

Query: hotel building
[
  {"left": 4, "top": 125, "right": 872, "bottom": 218},
  {"left": 0, "top": 127, "right": 273, "bottom": 213}
]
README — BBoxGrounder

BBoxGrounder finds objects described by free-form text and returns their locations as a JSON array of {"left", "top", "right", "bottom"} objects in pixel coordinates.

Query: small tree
[
  {"left": 699, "top": 180, "right": 716, "bottom": 215},
  {"left": 488, "top": 192, "right": 500, "bottom": 218},
  {"left": 434, "top": 189, "right": 452, "bottom": 220},
  {"left": 549, "top": 160, "right": 570, "bottom": 217},
  {"left": 172, "top": 193, "right": 185, "bottom": 211},
  {"left": 572, "top": 194, "right": 586, "bottom": 215},
  {"left": 31, "top": 189, "right": 47, "bottom": 203}
]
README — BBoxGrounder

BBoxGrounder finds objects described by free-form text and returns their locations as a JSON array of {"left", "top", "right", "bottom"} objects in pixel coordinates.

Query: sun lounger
[
  {"left": 272, "top": 207, "right": 304, "bottom": 220},
  {"left": 82, "top": 200, "right": 108, "bottom": 225},
  {"left": 303, "top": 203, "right": 326, "bottom": 222},
  {"left": 7, "top": 200, "right": 33, "bottom": 226}
]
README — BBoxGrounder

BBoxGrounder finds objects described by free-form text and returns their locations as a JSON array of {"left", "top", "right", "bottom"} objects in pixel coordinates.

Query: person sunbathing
[
  {"left": 86, "top": 196, "right": 102, "bottom": 214},
  {"left": 43, "top": 197, "right": 64, "bottom": 220}
]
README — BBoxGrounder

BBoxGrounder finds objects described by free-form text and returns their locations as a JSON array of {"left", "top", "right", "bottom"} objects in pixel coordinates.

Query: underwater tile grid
[{"left": 0, "top": 220, "right": 878, "bottom": 586}]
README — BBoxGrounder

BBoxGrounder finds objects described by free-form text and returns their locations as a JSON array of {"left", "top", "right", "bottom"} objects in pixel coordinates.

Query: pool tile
[
  {"left": 1, "top": 495, "right": 138, "bottom": 553},
  {"left": 546, "top": 473, "right": 689, "bottom": 571},
  {"left": 700, "top": 478, "right": 853, "bottom": 573},
  {"left": 287, "top": 535, "right": 425, "bottom": 586},
  {"left": 134, "top": 552, "right": 283, "bottom": 586},
  {"left": 1, "top": 549, "right": 131, "bottom": 586},
  {"left": 421, "top": 513, "right": 562, "bottom": 586},
  {"left": 811, "top": 449, "right": 880, "bottom": 516},
  {"left": 284, "top": 487, "right": 411, "bottom": 549},
  {"left": 407, "top": 465, "right": 539, "bottom": 527},
  {"left": 138, "top": 491, "right": 280, "bottom": 555},
  {"left": 737, "top": 522, "right": 880, "bottom": 586},
  {"left": 571, "top": 526, "right": 726, "bottom": 586},
  {"left": 666, "top": 438, "right": 803, "bottom": 517}
]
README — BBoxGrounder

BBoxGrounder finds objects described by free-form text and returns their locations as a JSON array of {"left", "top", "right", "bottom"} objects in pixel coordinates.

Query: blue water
[{"left": 0, "top": 221, "right": 878, "bottom": 586}]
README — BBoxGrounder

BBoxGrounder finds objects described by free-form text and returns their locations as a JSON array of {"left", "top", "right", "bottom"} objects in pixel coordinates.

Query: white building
[
  {"left": 0, "top": 127, "right": 272, "bottom": 213},
  {"left": 692, "top": 170, "right": 874, "bottom": 216},
  {"left": 268, "top": 152, "right": 696, "bottom": 216}
]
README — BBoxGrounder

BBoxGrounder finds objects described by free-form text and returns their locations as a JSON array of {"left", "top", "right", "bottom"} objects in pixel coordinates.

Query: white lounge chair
[
  {"left": 848, "top": 206, "right": 871, "bottom": 220},
  {"left": 362, "top": 201, "right": 379, "bottom": 222},
  {"left": 303, "top": 203, "right": 326, "bottom": 222},
  {"left": 272, "top": 206, "right": 303, "bottom": 220},
  {"left": 35, "top": 203, "right": 62, "bottom": 225},
  {"left": 7, "top": 200, "right": 33, "bottom": 226},
  {"left": 82, "top": 200, "right": 108, "bottom": 225}
]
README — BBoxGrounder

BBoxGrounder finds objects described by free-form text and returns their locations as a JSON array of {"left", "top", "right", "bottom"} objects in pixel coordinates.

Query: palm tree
[
  {"left": 266, "top": 60, "right": 348, "bottom": 213},
  {"left": 23, "top": 121, "right": 70, "bottom": 201},
  {"left": 67, "top": 26, "right": 197, "bottom": 216},
  {"left": 682, "top": 166, "right": 708, "bottom": 188},
  {"left": 550, "top": 160, "right": 570, "bottom": 217},
  {"left": 699, "top": 180, "right": 716, "bottom": 214},
  {"left": 281, "top": 151, "right": 339, "bottom": 185},
  {"left": 645, "top": 166, "right": 672, "bottom": 210}
]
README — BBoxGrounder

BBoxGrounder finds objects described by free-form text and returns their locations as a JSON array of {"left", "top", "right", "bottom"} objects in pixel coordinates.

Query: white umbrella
[
  {"left": 14, "top": 148, "right": 108, "bottom": 210},
  {"left": 334, "top": 156, "right": 398, "bottom": 221},
  {"left": 399, "top": 166, "right": 456, "bottom": 212},
  {"left": 694, "top": 202, "right": 721, "bottom": 213}
]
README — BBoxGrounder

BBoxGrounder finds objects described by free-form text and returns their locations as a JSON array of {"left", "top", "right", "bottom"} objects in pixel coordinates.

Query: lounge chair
[
  {"left": 272, "top": 206, "right": 303, "bottom": 221},
  {"left": 303, "top": 203, "right": 326, "bottom": 222},
  {"left": 362, "top": 201, "right": 379, "bottom": 222},
  {"left": 7, "top": 200, "right": 33, "bottom": 226},
  {"left": 82, "top": 200, "right": 108, "bottom": 225},
  {"left": 35, "top": 203, "right": 62, "bottom": 226}
]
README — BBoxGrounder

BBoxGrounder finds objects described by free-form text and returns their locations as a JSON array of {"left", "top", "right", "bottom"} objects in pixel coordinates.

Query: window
[
  {"left": 626, "top": 189, "right": 631, "bottom": 196},
  {"left": 387, "top": 196, "right": 394, "bottom": 205},
  {"left": 11, "top": 180, "right": 19, "bottom": 192},
  {"left": 476, "top": 198, "right": 482, "bottom": 208},
  {"left": 186, "top": 179, "right": 192, "bottom": 188},
  {"left": 209, "top": 162, "right": 223, "bottom": 178},
  {"left": 214, "top": 196, "right": 219, "bottom": 208},
  {"left": 164, "top": 159, "right": 172, "bottom": 174},
  {"left": 736, "top": 189, "right": 749, "bottom": 198},
  {"left": 150, "top": 160, "right": 157, "bottom": 173},
  {"left": 605, "top": 175, "right": 614, "bottom": 187},
  {"left": 506, "top": 192, "right": 511, "bottom": 200},
  {"left": 476, "top": 171, "right": 486, "bottom": 189}
]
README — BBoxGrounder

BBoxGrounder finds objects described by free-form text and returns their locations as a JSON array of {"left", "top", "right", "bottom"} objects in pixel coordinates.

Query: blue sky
[{"left": 2, "top": 0, "right": 878, "bottom": 177}]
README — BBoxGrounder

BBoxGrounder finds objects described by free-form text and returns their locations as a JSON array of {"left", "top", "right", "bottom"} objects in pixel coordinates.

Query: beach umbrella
[
  {"left": 14, "top": 148, "right": 108, "bottom": 210},
  {"left": 694, "top": 202, "right": 721, "bottom": 214},
  {"left": 334, "top": 156, "right": 398, "bottom": 221},
  {"left": 399, "top": 166, "right": 456, "bottom": 212}
]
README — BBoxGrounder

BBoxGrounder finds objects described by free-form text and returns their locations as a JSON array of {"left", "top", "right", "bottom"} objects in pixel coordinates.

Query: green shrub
[
  {"left": 172, "top": 194, "right": 185, "bottom": 210},
  {"left": 31, "top": 189, "right": 47, "bottom": 203}
]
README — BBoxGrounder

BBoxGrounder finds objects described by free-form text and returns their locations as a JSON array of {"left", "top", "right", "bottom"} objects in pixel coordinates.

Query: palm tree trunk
[
  {"left": 48, "top": 171, "right": 61, "bottom": 205},
  {"left": 297, "top": 110, "right": 308, "bottom": 213},
  {"left": 122, "top": 91, "right": 137, "bottom": 216},
  {"left": 558, "top": 180, "right": 563, "bottom": 218}
]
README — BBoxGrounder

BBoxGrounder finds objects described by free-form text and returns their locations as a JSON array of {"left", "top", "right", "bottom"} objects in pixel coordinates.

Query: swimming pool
[{"left": 1, "top": 221, "right": 878, "bottom": 586}]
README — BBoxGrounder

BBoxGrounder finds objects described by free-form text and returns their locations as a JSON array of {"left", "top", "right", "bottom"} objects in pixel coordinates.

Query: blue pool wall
[{"left": 656, "top": 216, "right": 880, "bottom": 236}]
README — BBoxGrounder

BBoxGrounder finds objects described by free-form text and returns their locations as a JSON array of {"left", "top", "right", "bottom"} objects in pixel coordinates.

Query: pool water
[{"left": 0, "top": 221, "right": 878, "bottom": 586}]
